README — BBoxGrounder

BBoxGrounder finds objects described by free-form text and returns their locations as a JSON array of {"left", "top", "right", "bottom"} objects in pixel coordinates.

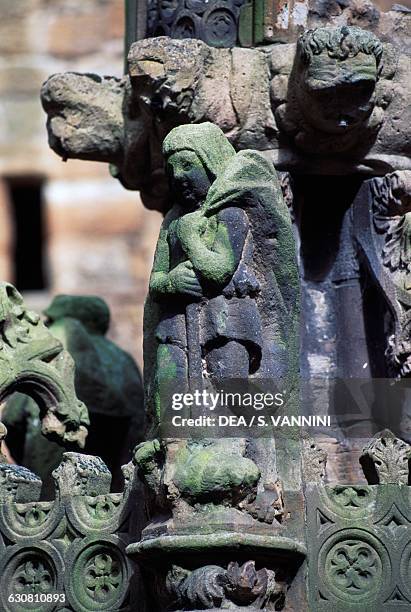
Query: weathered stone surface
[
  {"left": 343, "top": 171, "right": 411, "bottom": 388},
  {"left": 144, "top": 122, "right": 298, "bottom": 419},
  {"left": 36, "top": 9, "right": 411, "bottom": 611},
  {"left": 145, "top": 0, "right": 247, "bottom": 48},
  {"left": 41, "top": 73, "right": 125, "bottom": 164},
  {"left": 129, "top": 0, "right": 411, "bottom": 52},
  {"left": 0, "top": 282, "right": 89, "bottom": 448},
  {"left": 274, "top": 27, "right": 385, "bottom": 153},
  {"left": 360, "top": 429, "right": 411, "bottom": 484},
  {"left": 0, "top": 444, "right": 141, "bottom": 611},
  {"left": 367, "top": 171, "right": 411, "bottom": 378},
  {"left": 164, "top": 560, "right": 287, "bottom": 610},
  {"left": 302, "top": 437, "right": 328, "bottom": 483},
  {"left": 306, "top": 482, "right": 411, "bottom": 611},
  {"left": 0, "top": 463, "right": 42, "bottom": 503},
  {"left": 41, "top": 28, "right": 411, "bottom": 212},
  {"left": 127, "top": 121, "right": 305, "bottom": 610},
  {"left": 0, "top": 421, "right": 7, "bottom": 464},
  {"left": 2, "top": 294, "right": 145, "bottom": 497}
]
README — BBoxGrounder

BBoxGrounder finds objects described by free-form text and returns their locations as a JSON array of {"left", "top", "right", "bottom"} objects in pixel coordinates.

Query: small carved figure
[
  {"left": 364, "top": 171, "right": 411, "bottom": 377},
  {"left": 166, "top": 560, "right": 285, "bottom": 610}
]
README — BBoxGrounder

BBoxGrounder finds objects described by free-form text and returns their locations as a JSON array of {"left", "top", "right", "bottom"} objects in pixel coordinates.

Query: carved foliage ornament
[
  {"left": 360, "top": 429, "right": 411, "bottom": 485},
  {"left": 0, "top": 283, "right": 89, "bottom": 447},
  {"left": 370, "top": 171, "right": 411, "bottom": 376}
]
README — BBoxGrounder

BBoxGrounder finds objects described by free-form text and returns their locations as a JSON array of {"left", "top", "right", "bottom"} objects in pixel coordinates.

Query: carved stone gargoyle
[
  {"left": 0, "top": 283, "right": 89, "bottom": 448},
  {"left": 40, "top": 27, "right": 410, "bottom": 212}
]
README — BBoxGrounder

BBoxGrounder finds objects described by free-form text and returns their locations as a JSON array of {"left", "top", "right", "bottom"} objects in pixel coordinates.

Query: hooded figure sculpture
[{"left": 145, "top": 122, "right": 299, "bottom": 428}]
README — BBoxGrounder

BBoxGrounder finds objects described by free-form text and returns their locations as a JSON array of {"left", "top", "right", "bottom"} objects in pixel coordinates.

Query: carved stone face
[
  {"left": 166, "top": 150, "right": 211, "bottom": 207},
  {"left": 298, "top": 52, "right": 378, "bottom": 134}
]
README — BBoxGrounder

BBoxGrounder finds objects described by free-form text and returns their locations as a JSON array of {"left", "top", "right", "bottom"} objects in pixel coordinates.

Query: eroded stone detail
[
  {"left": 302, "top": 438, "right": 327, "bottom": 483},
  {"left": 0, "top": 421, "right": 7, "bottom": 463},
  {"left": 323, "top": 537, "right": 383, "bottom": 600},
  {"left": 360, "top": 429, "right": 411, "bottom": 484},
  {"left": 146, "top": 0, "right": 246, "bottom": 48},
  {"left": 0, "top": 283, "right": 89, "bottom": 448},
  {"left": 306, "top": 484, "right": 404, "bottom": 610},
  {"left": 370, "top": 171, "right": 411, "bottom": 377},
  {"left": 167, "top": 561, "right": 286, "bottom": 610},
  {"left": 41, "top": 28, "right": 409, "bottom": 213},
  {"left": 242, "top": 481, "right": 285, "bottom": 524},
  {"left": 128, "top": 0, "right": 411, "bottom": 52},
  {"left": 328, "top": 486, "right": 371, "bottom": 509},
  {"left": 0, "top": 543, "right": 64, "bottom": 612},
  {"left": 130, "top": 123, "right": 301, "bottom": 548},
  {"left": 350, "top": 172, "right": 411, "bottom": 388},
  {"left": 0, "top": 444, "right": 138, "bottom": 611},
  {"left": 3, "top": 294, "right": 144, "bottom": 497},
  {"left": 53, "top": 453, "right": 111, "bottom": 497},
  {"left": 274, "top": 26, "right": 387, "bottom": 154},
  {"left": 127, "top": 121, "right": 304, "bottom": 609},
  {"left": 66, "top": 539, "right": 129, "bottom": 611}
]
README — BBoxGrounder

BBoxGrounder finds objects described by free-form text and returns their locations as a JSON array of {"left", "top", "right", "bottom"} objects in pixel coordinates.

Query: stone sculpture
[
  {"left": 145, "top": 0, "right": 247, "bottom": 47},
  {"left": 35, "top": 9, "right": 411, "bottom": 610},
  {"left": 41, "top": 26, "right": 410, "bottom": 212},
  {"left": 126, "top": 122, "right": 307, "bottom": 610},
  {"left": 367, "top": 171, "right": 411, "bottom": 377},
  {"left": 144, "top": 121, "right": 298, "bottom": 420},
  {"left": 2, "top": 295, "right": 144, "bottom": 496},
  {"left": 0, "top": 283, "right": 88, "bottom": 449},
  {"left": 275, "top": 26, "right": 385, "bottom": 153},
  {"left": 128, "top": 0, "right": 411, "bottom": 52},
  {"left": 0, "top": 422, "right": 140, "bottom": 612}
]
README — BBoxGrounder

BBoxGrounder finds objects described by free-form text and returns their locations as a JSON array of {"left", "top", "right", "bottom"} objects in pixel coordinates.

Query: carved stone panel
[
  {"left": 0, "top": 449, "right": 142, "bottom": 612},
  {"left": 306, "top": 483, "right": 411, "bottom": 610},
  {"left": 360, "top": 430, "right": 411, "bottom": 485},
  {"left": 146, "top": 0, "right": 247, "bottom": 48}
]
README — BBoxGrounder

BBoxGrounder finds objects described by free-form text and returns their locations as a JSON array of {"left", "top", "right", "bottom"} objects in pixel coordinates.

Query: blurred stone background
[
  {"left": 0, "top": 0, "right": 162, "bottom": 369},
  {"left": 0, "top": 0, "right": 409, "bottom": 372}
]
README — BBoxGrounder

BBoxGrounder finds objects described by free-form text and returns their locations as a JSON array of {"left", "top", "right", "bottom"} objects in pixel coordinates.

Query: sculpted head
[
  {"left": 44, "top": 295, "right": 110, "bottom": 335},
  {"left": 162, "top": 122, "right": 235, "bottom": 208},
  {"left": 165, "top": 150, "right": 211, "bottom": 208},
  {"left": 296, "top": 26, "right": 383, "bottom": 134}
]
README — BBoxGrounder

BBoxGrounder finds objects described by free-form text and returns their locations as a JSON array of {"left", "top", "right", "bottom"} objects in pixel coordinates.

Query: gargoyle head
[
  {"left": 297, "top": 26, "right": 382, "bottom": 135},
  {"left": 276, "top": 26, "right": 386, "bottom": 153}
]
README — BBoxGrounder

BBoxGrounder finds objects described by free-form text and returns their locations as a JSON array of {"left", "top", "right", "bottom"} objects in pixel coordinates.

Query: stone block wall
[{"left": 0, "top": 0, "right": 161, "bottom": 367}]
